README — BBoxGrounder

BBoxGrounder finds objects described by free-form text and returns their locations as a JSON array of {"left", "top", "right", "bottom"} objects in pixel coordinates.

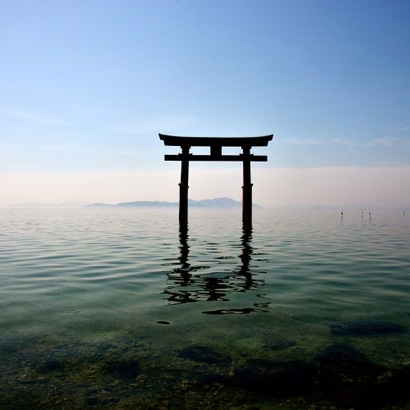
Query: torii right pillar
[{"left": 242, "top": 145, "right": 253, "bottom": 229}]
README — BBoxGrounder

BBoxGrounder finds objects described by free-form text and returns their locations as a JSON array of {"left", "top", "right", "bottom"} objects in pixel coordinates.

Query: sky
[{"left": 1, "top": 0, "right": 409, "bottom": 208}]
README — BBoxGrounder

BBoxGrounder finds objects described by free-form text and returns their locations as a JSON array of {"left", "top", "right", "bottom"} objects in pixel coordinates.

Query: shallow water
[{"left": 1, "top": 208, "right": 409, "bottom": 409}]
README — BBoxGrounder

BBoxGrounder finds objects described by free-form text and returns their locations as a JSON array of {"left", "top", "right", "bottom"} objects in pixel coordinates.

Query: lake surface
[{"left": 1, "top": 208, "right": 409, "bottom": 409}]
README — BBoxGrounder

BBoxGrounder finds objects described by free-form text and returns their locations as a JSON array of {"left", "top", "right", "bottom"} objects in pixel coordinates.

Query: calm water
[{"left": 1, "top": 208, "right": 409, "bottom": 409}]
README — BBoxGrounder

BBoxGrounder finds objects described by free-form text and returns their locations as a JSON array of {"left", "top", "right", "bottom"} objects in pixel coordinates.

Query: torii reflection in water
[{"left": 163, "top": 224, "right": 270, "bottom": 314}]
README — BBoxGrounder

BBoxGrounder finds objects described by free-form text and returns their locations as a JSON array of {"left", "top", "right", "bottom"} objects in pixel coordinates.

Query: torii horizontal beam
[
  {"left": 159, "top": 134, "right": 273, "bottom": 147},
  {"left": 164, "top": 154, "right": 268, "bottom": 162}
]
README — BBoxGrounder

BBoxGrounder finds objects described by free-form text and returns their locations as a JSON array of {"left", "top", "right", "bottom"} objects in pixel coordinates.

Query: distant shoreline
[
  {"left": 1, "top": 203, "right": 408, "bottom": 212},
  {"left": 2, "top": 197, "right": 261, "bottom": 210}
]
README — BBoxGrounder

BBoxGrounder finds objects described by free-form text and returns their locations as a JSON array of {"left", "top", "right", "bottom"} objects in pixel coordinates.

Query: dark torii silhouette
[{"left": 159, "top": 133, "right": 273, "bottom": 228}]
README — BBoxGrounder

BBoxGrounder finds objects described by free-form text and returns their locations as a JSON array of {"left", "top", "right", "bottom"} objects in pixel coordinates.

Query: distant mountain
[
  {"left": 87, "top": 197, "right": 261, "bottom": 209},
  {"left": 87, "top": 200, "right": 177, "bottom": 208},
  {"left": 189, "top": 197, "right": 246, "bottom": 208},
  {"left": 116, "top": 200, "right": 178, "bottom": 208},
  {"left": 86, "top": 202, "right": 115, "bottom": 208}
]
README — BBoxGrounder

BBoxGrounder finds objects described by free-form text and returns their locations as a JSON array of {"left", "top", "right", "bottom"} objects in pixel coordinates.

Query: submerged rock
[
  {"left": 330, "top": 319, "right": 406, "bottom": 336},
  {"left": 101, "top": 358, "right": 139, "bottom": 380},
  {"left": 215, "top": 343, "right": 410, "bottom": 408},
  {"left": 268, "top": 340, "right": 296, "bottom": 351},
  {"left": 318, "top": 342, "right": 370, "bottom": 364},
  {"left": 37, "top": 359, "right": 67, "bottom": 374},
  {"left": 225, "top": 358, "right": 317, "bottom": 396},
  {"left": 315, "top": 343, "right": 409, "bottom": 409},
  {"left": 178, "top": 345, "right": 231, "bottom": 365}
]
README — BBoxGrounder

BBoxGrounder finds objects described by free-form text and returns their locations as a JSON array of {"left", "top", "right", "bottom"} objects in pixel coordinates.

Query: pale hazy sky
[{"left": 1, "top": 0, "right": 409, "bottom": 208}]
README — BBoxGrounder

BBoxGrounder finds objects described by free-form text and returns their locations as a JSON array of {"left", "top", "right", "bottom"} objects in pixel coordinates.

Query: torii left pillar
[{"left": 179, "top": 145, "right": 190, "bottom": 228}]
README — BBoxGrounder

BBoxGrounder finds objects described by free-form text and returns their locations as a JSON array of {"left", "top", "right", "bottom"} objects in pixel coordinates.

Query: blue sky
[{"left": 1, "top": 0, "right": 409, "bottom": 207}]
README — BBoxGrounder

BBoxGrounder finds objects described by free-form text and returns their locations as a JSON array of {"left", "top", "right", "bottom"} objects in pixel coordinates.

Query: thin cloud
[
  {"left": 33, "top": 145, "right": 80, "bottom": 151},
  {"left": 332, "top": 138, "right": 362, "bottom": 147},
  {"left": 367, "top": 137, "right": 399, "bottom": 147},
  {"left": 385, "top": 126, "right": 410, "bottom": 145},
  {"left": 288, "top": 130, "right": 410, "bottom": 149},
  {"left": 332, "top": 136, "right": 409, "bottom": 148},
  {"left": 109, "top": 114, "right": 197, "bottom": 135},
  {"left": 32, "top": 145, "right": 144, "bottom": 157},
  {"left": 287, "top": 137, "right": 324, "bottom": 145},
  {"left": 393, "top": 125, "right": 410, "bottom": 133},
  {"left": 0, "top": 108, "right": 68, "bottom": 125},
  {"left": 0, "top": 142, "right": 82, "bottom": 152},
  {"left": 367, "top": 135, "right": 410, "bottom": 147},
  {"left": 113, "top": 150, "right": 142, "bottom": 156},
  {"left": 192, "top": 85, "right": 205, "bottom": 93}
]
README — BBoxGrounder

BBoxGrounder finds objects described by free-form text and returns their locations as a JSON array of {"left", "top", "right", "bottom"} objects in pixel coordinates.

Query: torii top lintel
[{"left": 159, "top": 133, "right": 273, "bottom": 162}]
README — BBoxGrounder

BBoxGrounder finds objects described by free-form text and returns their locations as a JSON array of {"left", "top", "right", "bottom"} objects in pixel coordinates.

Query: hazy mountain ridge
[{"left": 88, "top": 197, "right": 261, "bottom": 208}]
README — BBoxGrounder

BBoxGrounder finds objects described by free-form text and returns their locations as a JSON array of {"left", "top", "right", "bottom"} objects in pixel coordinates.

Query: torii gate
[{"left": 159, "top": 134, "right": 273, "bottom": 227}]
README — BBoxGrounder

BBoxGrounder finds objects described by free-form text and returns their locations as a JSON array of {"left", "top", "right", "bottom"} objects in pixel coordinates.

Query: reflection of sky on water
[{"left": 163, "top": 224, "right": 270, "bottom": 314}]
